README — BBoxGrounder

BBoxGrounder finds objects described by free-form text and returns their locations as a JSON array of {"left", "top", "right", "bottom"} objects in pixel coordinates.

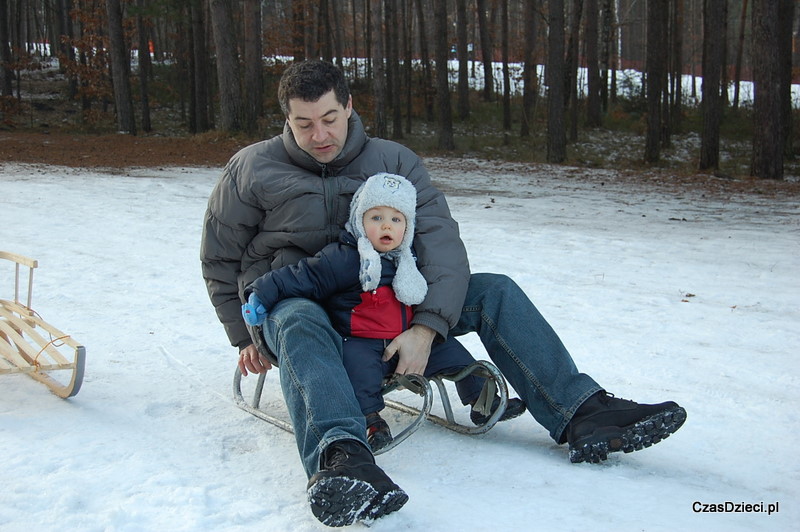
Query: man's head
[{"left": 279, "top": 61, "right": 352, "bottom": 164}]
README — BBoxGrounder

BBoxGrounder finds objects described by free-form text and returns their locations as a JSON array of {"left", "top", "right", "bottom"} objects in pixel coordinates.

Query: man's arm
[{"left": 200, "top": 158, "right": 263, "bottom": 348}]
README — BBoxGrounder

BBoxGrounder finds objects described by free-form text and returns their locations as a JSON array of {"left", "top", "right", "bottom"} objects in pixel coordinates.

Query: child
[{"left": 242, "top": 173, "right": 524, "bottom": 451}]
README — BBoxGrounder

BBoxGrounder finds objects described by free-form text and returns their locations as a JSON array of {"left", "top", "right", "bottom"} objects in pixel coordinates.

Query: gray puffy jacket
[{"left": 200, "top": 110, "right": 470, "bottom": 348}]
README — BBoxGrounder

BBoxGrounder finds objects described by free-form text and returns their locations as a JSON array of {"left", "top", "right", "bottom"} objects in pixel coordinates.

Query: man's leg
[
  {"left": 263, "top": 298, "right": 407, "bottom": 525},
  {"left": 453, "top": 273, "right": 685, "bottom": 462},
  {"left": 452, "top": 273, "right": 601, "bottom": 442}
]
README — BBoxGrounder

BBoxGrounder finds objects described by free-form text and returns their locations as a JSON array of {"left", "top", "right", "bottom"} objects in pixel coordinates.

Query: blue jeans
[{"left": 263, "top": 273, "right": 601, "bottom": 478}]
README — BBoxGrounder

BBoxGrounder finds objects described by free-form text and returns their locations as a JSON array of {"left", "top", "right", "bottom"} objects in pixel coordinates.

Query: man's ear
[{"left": 345, "top": 95, "right": 353, "bottom": 118}]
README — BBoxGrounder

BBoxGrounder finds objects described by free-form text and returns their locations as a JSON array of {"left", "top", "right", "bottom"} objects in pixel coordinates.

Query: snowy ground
[{"left": 1, "top": 160, "right": 798, "bottom": 531}]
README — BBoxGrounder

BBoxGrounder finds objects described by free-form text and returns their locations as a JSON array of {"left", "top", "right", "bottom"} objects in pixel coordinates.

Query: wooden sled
[
  {"left": 0, "top": 251, "right": 85, "bottom": 398},
  {"left": 234, "top": 324, "right": 513, "bottom": 455}
]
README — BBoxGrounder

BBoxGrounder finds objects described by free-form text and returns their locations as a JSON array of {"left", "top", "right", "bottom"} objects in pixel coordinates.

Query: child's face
[{"left": 362, "top": 206, "right": 407, "bottom": 253}]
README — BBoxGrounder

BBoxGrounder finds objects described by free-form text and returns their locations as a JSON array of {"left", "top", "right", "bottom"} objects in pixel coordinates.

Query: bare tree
[
  {"left": 750, "top": 0, "right": 783, "bottom": 179},
  {"left": 209, "top": 0, "right": 242, "bottom": 132},
  {"left": 520, "top": 0, "right": 538, "bottom": 137},
  {"left": 135, "top": 0, "right": 152, "bottom": 132},
  {"left": 778, "top": 0, "right": 794, "bottom": 159},
  {"left": 645, "top": 0, "right": 667, "bottom": 163},
  {"left": 585, "top": 0, "right": 602, "bottom": 127},
  {"left": 501, "top": 0, "right": 511, "bottom": 131},
  {"left": 699, "top": 0, "right": 726, "bottom": 171},
  {"left": 243, "top": 0, "right": 263, "bottom": 134},
  {"left": 433, "top": 0, "right": 454, "bottom": 149},
  {"left": 547, "top": 0, "right": 566, "bottom": 163},
  {"left": 476, "top": 0, "right": 495, "bottom": 101},
  {"left": 190, "top": 0, "right": 211, "bottom": 132},
  {"left": 106, "top": 0, "right": 136, "bottom": 134},
  {"left": 456, "top": 0, "right": 470, "bottom": 120},
  {"left": 415, "top": 0, "right": 434, "bottom": 121},
  {"left": 0, "top": 0, "right": 13, "bottom": 96},
  {"left": 370, "top": 0, "right": 387, "bottom": 138}
]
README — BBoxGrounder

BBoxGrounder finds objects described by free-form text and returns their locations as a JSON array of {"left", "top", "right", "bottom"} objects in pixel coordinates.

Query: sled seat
[
  {"left": 234, "top": 324, "right": 512, "bottom": 454},
  {"left": 0, "top": 251, "right": 85, "bottom": 398}
]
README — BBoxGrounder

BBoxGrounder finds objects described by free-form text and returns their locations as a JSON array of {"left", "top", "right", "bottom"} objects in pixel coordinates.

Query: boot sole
[
  {"left": 569, "top": 405, "right": 687, "bottom": 464},
  {"left": 307, "top": 475, "right": 408, "bottom": 527}
]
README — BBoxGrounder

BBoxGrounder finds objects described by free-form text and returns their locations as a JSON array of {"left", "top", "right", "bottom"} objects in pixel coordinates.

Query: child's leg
[
  {"left": 422, "top": 336, "right": 485, "bottom": 405},
  {"left": 341, "top": 337, "right": 389, "bottom": 415}
]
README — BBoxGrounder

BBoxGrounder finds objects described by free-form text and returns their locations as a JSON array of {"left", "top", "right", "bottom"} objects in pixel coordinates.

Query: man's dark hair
[{"left": 278, "top": 60, "right": 350, "bottom": 116}]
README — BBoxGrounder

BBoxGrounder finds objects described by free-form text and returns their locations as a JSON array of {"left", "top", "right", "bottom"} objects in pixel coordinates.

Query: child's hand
[{"left": 242, "top": 293, "right": 267, "bottom": 326}]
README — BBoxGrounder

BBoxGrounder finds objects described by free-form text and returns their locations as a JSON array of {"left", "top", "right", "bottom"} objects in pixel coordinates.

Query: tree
[
  {"left": 585, "top": 0, "right": 602, "bottom": 127},
  {"left": 414, "top": 0, "right": 434, "bottom": 121},
  {"left": 135, "top": 0, "right": 152, "bottom": 133},
  {"left": 370, "top": 0, "right": 387, "bottom": 138},
  {"left": 699, "top": 0, "right": 726, "bottom": 171},
  {"left": 106, "top": 0, "right": 136, "bottom": 134},
  {"left": 433, "top": 0, "right": 454, "bottom": 149},
  {"left": 547, "top": 0, "right": 566, "bottom": 163},
  {"left": 243, "top": 0, "right": 263, "bottom": 134},
  {"left": 456, "top": 0, "right": 470, "bottom": 120},
  {"left": 0, "top": 0, "right": 13, "bottom": 97},
  {"left": 750, "top": 0, "right": 783, "bottom": 179},
  {"left": 644, "top": 0, "right": 667, "bottom": 163},
  {"left": 190, "top": 0, "right": 211, "bottom": 133},
  {"left": 520, "top": 0, "right": 538, "bottom": 137},
  {"left": 476, "top": 0, "right": 494, "bottom": 101},
  {"left": 209, "top": 0, "right": 242, "bottom": 132},
  {"left": 500, "top": 0, "right": 511, "bottom": 131}
]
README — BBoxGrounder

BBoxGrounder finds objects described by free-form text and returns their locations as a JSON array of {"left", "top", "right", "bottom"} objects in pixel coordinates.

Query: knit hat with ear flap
[{"left": 345, "top": 173, "right": 428, "bottom": 305}]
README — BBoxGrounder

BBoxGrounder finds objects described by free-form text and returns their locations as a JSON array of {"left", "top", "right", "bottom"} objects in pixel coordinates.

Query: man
[{"left": 201, "top": 60, "right": 686, "bottom": 527}]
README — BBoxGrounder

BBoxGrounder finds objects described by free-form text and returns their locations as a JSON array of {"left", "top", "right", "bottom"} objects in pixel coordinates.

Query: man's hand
[
  {"left": 382, "top": 324, "right": 436, "bottom": 375},
  {"left": 239, "top": 343, "right": 272, "bottom": 376}
]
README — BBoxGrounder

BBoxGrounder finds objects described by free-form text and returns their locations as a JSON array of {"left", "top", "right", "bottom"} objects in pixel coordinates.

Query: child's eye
[{"left": 392, "top": 217, "right": 402, "bottom": 223}]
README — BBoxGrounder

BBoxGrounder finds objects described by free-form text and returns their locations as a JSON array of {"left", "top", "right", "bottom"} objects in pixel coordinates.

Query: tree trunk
[
  {"left": 385, "top": 0, "right": 403, "bottom": 139},
  {"left": 699, "top": 0, "right": 725, "bottom": 171},
  {"left": 599, "top": 0, "right": 612, "bottom": 112},
  {"left": 585, "top": 0, "right": 602, "bottom": 127},
  {"left": 565, "top": 0, "right": 583, "bottom": 141},
  {"left": 501, "top": 0, "right": 511, "bottom": 131},
  {"left": 456, "top": 0, "right": 470, "bottom": 120},
  {"left": 547, "top": 0, "right": 566, "bottom": 163},
  {"left": 106, "top": 0, "right": 136, "bottom": 134},
  {"left": 415, "top": 0, "right": 434, "bottom": 121},
  {"left": 750, "top": 0, "right": 783, "bottom": 179},
  {"left": 645, "top": 0, "right": 667, "bottom": 163},
  {"left": 732, "top": 0, "right": 749, "bottom": 110},
  {"left": 135, "top": 0, "right": 152, "bottom": 132},
  {"left": 190, "top": 0, "right": 211, "bottom": 132},
  {"left": 243, "top": 0, "right": 262, "bottom": 134},
  {"left": 370, "top": 0, "right": 387, "bottom": 138},
  {"left": 476, "top": 0, "right": 494, "bottom": 101},
  {"left": 209, "top": 0, "right": 242, "bottom": 132},
  {"left": 433, "top": 0, "right": 454, "bottom": 149},
  {"left": 520, "top": 0, "right": 538, "bottom": 137},
  {"left": 778, "top": 0, "right": 794, "bottom": 159},
  {"left": 0, "top": 0, "right": 13, "bottom": 96}
]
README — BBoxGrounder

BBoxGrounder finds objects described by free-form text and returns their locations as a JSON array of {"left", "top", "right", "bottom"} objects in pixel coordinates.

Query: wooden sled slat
[{"left": 1, "top": 251, "right": 85, "bottom": 398}]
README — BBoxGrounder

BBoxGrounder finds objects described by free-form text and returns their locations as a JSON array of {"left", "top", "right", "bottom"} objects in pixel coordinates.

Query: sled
[
  {"left": 233, "top": 325, "right": 512, "bottom": 455},
  {"left": 0, "top": 251, "right": 85, "bottom": 398}
]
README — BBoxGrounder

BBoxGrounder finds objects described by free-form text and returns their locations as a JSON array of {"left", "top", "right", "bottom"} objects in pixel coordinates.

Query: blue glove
[{"left": 242, "top": 292, "right": 267, "bottom": 326}]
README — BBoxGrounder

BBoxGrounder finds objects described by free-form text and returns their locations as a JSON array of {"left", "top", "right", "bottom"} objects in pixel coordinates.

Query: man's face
[{"left": 286, "top": 90, "right": 352, "bottom": 164}]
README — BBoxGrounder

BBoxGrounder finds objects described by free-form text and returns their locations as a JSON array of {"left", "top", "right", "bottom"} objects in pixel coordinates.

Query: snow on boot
[
  {"left": 306, "top": 439, "right": 408, "bottom": 527},
  {"left": 566, "top": 391, "right": 687, "bottom": 464},
  {"left": 470, "top": 396, "right": 527, "bottom": 426}
]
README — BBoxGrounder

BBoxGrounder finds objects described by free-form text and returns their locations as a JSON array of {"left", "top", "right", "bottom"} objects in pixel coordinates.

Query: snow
[{"left": 1, "top": 160, "right": 798, "bottom": 531}]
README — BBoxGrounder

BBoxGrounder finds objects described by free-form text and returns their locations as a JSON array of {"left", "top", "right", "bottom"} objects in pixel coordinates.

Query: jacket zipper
[{"left": 321, "top": 164, "right": 338, "bottom": 243}]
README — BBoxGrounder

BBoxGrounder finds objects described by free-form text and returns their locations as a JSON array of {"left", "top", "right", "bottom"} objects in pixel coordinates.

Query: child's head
[
  {"left": 346, "top": 173, "right": 427, "bottom": 305},
  {"left": 347, "top": 173, "right": 417, "bottom": 254}
]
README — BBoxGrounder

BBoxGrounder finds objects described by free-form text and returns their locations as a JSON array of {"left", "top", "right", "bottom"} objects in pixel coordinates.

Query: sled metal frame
[
  {"left": 233, "top": 325, "right": 510, "bottom": 454},
  {"left": 0, "top": 251, "right": 85, "bottom": 398}
]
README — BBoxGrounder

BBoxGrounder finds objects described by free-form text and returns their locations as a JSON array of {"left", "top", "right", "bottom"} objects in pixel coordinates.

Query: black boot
[
  {"left": 566, "top": 391, "right": 687, "bottom": 464},
  {"left": 470, "top": 396, "right": 527, "bottom": 426},
  {"left": 306, "top": 439, "right": 408, "bottom": 527},
  {"left": 366, "top": 412, "right": 394, "bottom": 452}
]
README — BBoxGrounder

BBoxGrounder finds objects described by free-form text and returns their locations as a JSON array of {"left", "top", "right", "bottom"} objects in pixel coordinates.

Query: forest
[{"left": 0, "top": 0, "right": 798, "bottom": 180}]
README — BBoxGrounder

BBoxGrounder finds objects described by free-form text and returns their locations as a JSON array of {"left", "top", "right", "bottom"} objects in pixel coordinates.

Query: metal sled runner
[
  {"left": 233, "top": 329, "right": 512, "bottom": 454},
  {"left": 0, "top": 251, "right": 85, "bottom": 398}
]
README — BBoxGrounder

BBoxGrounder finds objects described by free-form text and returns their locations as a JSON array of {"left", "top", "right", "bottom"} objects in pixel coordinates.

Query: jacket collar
[{"left": 282, "top": 110, "right": 368, "bottom": 174}]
